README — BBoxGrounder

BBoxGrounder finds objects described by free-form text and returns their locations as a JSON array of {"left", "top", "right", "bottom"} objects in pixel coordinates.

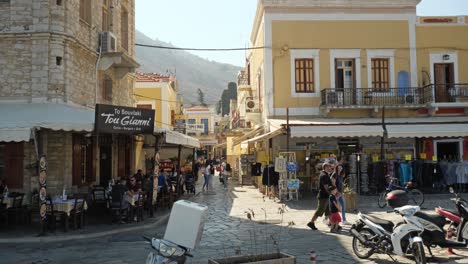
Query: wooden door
[
  {"left": 4, "top": 143, "right": 24, "bottom": 188},
  {"left": 434, "top": 63, "right": 454, "bottom": 102}
]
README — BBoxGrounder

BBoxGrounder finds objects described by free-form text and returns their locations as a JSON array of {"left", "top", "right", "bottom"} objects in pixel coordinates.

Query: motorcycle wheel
[
  {"left": 412, "top": 241, "right": 426, "bottom": 264},
  {"left": 409, "top": 189, "right": 424, "bottom": 207},
  {"left": 378, "top": 191, "right": 388, "bottom": 208},
  {"left": 352, "top": 228, "right": 375, "bottom": 259}
]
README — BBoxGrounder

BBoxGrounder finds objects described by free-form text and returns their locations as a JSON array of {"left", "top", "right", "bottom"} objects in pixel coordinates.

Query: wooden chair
[
  {"left": 91, "top": 186, "right": 107, "bottom": 208},
  {"left": 6, "top": 193, "right": 24, "bottom": 225},
  {"left": 0, "top": 196, "right": 7, "bottom": 226},
  {"left": 109, "top": 188, "right": 129, "bottom": 224},
  {"left": 135, "top": 192, "right": 144, "bottom": 222},
  {"left": 45, "top": 196, "right": 68, "bottom": 232},
  {"left": 68, "top": 197, "right": 83, "bottom": 229}
]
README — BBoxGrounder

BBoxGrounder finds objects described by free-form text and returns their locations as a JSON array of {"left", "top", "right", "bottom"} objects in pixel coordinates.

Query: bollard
[{"left": 309, "top": 249, "right": 317, "bottom": 263}]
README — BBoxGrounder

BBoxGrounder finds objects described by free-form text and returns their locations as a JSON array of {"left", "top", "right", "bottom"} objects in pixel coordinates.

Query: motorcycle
[
  {"left": 385, "top": 188, "right": 468, "bottom": 254},
  {"left": 434, "top": 187, "right": 468, "bottom": 247},
  {"left": 143, "top": 236, "right": 193, "bottom": 264},
  {"left": 350, "top": 205, "right": 426, "bottom": 263}
]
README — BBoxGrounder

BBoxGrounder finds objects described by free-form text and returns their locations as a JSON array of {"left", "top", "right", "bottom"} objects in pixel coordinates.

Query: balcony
[
  {"left": 432, "top": 84, "right": 468, "bottom": 104},
  {"left": 319, "top": 84, "right": 468, "bottom": 109},
  {"left": 237, "top": 70, "right": 251, "bottom": 91}
]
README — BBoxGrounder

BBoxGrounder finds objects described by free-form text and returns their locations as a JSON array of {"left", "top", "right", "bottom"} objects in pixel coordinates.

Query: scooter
[
  {"left": 350, "top": 205, "right": 426, "bottom": 263},
  {"left": 385, "top": 189, "right": 467, "bottom": 255},
  {"left": 143, "top": 236, "right": 193, "bottom": 264},
  {"left": 434, "top": 187, "right": 468, "bottom": 247}
]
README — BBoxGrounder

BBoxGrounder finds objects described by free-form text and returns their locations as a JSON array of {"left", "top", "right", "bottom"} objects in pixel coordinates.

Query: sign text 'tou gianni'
[{"left": 95, "top": 104, "right": 155, "bottom": 135}]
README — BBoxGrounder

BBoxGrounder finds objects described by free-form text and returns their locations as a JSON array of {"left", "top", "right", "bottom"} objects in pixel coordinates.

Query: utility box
[{"left": 164, "top": 200, "right": 208, "bottom": 249}]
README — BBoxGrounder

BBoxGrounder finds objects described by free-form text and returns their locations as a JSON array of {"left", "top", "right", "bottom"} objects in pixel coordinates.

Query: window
[
  {"left": 137, "top": 104, "right": 152, "bottom": 109},
  {"left": 188, "top": 119, "right": 196, "bottom": 124},
  {"left": 0, "top": 143, "right": 24, "bottom": 188},
  {"left": 200, "top": 118, "right": 209, "bottom": 136},
  {"left": 295, "top": 59, "right": 314, "bottom": 93},
  {"left": 371, "top": 58, "right": 390, "bottom": 91},
  {"left": 72, "top": 134, "right": 95, "bottom": 186},
  {"left": 102, "top": 0, "right": 111, "bottom": 32},
  {"left": 101, "top": 75, "right": 112, "bottom": 101},
  {"left": 121, "top": 8, "right": 129, "bottom": 51},
  {"left": 79, "top": 0, "right": 91, "bottom": 24}
]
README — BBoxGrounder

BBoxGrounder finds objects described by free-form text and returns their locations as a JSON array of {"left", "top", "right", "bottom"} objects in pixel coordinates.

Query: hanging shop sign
[
  {"left": 186, "top": 124, "right": 205, "bottom": 132},
  {"left": 95, "top": 104, "right": 155, "bottom": 134},
  {"left": 174, "top": 115, "right": 186, "bottom": 134}
]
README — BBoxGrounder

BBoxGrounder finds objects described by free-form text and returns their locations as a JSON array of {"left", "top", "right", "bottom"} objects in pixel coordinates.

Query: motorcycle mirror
[{"left": 449, "top": 187, "right": 454, "bottom": 194}]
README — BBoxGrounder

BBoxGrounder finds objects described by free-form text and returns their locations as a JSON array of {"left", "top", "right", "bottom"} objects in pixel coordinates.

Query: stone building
[{"left": 0, "top": 0, "right": 139, "bottom": 197}]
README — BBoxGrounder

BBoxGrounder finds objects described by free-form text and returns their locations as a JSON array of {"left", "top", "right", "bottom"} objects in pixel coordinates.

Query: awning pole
[
  {"left": 177, "top": 144, "right": 182, "bottom": 197},
  {"left": 381, "top": 107, "right": 387, "bottom": 161},
  {"left": 286, "top": 108, "right": 290, "bottom": 152}
]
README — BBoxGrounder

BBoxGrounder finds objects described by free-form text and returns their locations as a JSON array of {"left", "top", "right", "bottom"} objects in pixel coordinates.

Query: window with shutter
[
  {"left": 0, "top": 143, "right": 24, "bottom": 188},
  {"left": 79, "top": 0, "right": 91, "bottom": 24},
  {"left": 102, "top": 75, "right": 113, "bottom": 101},
  {"left": 102, "top": 0, "right": 110, "bottom": 32},
  {"left": 295, "top": 58, "right": 315, "bottom": 93},
  {"left": 371, "top": 58, "right": 390, "bottom": 91}
]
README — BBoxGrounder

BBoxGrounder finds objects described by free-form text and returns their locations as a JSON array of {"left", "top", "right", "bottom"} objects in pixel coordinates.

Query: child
[{"left": 328, "top": 186, "right": 342, "bottom": 233}]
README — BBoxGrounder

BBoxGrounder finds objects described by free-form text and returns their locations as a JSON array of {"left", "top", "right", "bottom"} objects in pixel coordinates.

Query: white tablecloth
[{"left": 52, "top": 198, "right": 88, "bottom": 216}]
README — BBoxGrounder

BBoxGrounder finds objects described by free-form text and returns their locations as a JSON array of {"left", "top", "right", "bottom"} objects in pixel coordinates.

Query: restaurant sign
[
  {"left": 186, "top": 124, "right": 205, "bottom": 132},
  {"left": 95, "top": 104, "right": 155, "bottom": 134}
]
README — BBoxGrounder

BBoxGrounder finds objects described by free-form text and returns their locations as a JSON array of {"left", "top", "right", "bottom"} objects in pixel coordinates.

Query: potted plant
[{"left": 343, "top": 180, "right": 357, "bottom": 212}]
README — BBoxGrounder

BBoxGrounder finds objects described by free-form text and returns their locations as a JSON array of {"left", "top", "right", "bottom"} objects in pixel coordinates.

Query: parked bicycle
[{"left": 378, "top": 176, "right": 424, "bottom": 208}]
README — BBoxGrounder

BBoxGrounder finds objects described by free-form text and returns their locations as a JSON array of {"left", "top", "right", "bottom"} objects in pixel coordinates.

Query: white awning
[
  {"left": 0, "top": 103, "right": 95, "bottom": 142},
  {"left": 232, "top": 125, "right": 264, "bottom": 146},
  {"left": 241, "top": 128, "right": 284, "bottom": 145},
  {"left": 387, "top": 124, "right": 468, "bottom": 138},
  {"left": 290, "top": 125, "right": 384, "bottom": 138},
  {"left": 154, "top": 127, "right": 200, "bottom": 148},
  {"left": 0, "top": 128, "right": 31, "bottom": 142}
]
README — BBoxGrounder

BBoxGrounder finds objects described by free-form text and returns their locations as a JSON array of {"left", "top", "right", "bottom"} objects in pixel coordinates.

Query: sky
[{"left": 135, "top": 0, "right": 468, "bottom": 67}]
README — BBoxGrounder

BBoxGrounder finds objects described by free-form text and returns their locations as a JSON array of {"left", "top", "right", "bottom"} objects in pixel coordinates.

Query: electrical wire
[
  {"left": 134, "top": 93, "right": 179, "bottom": 103},
  {"left": 135, "top": 43, "right": 269, "bottom": 51}
]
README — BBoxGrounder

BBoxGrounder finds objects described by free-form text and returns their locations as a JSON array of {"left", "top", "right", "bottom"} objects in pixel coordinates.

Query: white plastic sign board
[{"left": 164, "top": 200, "right": 208, "bottom": 249}]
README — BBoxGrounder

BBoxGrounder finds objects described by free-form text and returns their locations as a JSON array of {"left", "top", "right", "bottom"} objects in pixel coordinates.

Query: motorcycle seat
[
  {"left": 415, "top": 211, "right": 446, "bottom": 228},
  {"left": 362, "top": 214, "right": 394, "bottom": 232},
  {"left": 444, "top": 209, "right": 460, "bottom": 217}
]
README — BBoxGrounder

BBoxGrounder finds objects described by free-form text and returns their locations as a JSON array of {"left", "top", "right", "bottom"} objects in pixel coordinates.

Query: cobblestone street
[{"left": 1, "top": 176, "right": 468, "bottom": 264}]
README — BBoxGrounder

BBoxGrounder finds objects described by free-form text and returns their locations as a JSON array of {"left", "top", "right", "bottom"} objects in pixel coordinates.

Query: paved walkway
[
  {"left": 191, "top": 176, "right": 468, "bottom": 263},
  {"left": 1, "top": 176, "right": 467, "bottom": 263}
]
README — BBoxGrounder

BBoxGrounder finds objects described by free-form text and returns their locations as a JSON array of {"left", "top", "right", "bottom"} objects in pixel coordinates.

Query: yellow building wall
[
  {"left": 271, "top": 20, "right": 411, "bottom": 109},
  {"left": 416, "top": 26, "right": 468, "bottom": 84},
  {"left": 135, "top": 87, "right": 164, "bottom": 128}
]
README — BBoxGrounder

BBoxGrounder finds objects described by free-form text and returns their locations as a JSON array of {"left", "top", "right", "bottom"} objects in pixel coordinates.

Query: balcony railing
[
  {"left": 237, "top": 70, "right": 250, "bottom": 86},
  {"left": 320, "top": 85, "right": 436, "bottom": 108},
  {"left": 434, "top": 84, "right": 468, "bottom": 103}
]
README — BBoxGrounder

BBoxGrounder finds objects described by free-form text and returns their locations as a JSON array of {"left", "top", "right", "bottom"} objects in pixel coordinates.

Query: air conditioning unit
[
  {"left": 99, "top": 32, "right": 117, "bottom": 52},
  {"left": 326, "top": 91, "right": 343, "bottom": 105},
  {"left": 245, "top": 97, "right": 259, "bottom": 113},
  {"left": 404, "top": 90, "right": 420, "bottom": 104}
]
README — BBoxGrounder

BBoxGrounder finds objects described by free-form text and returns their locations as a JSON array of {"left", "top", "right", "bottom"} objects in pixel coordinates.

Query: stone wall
[{"left": 0, "top": 0, "right": 136, "bottom": 108}]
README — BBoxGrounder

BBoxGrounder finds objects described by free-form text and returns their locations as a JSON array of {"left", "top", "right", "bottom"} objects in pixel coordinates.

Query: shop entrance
[
  {"left": 99, "top": 136, "right": 113, "bottom": 186},
  {"left": 436, "top": 141, "right": 460, "bottom": 161}
]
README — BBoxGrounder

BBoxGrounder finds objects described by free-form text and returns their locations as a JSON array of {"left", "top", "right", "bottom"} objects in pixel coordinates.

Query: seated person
[{"left": 126, "top": 176, "right": 142, "bottom": 194}]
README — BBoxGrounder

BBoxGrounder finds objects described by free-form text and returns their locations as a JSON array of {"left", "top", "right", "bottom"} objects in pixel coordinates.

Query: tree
[
  {"left": 197, "top": 88, "right": 207, "bottom": 107},
  {"left": 217, "top": 82, "right": 238, "bottom": 116}
]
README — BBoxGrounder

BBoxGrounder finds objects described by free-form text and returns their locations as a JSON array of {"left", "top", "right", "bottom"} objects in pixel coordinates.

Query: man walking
[{"left": 307, "top": 162, "right": 333, "bottom": 230}]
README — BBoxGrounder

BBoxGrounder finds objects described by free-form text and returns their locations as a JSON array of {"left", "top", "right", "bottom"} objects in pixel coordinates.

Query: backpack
[{"left": 226, "top": 163, "right": 231, "bottom": 172}]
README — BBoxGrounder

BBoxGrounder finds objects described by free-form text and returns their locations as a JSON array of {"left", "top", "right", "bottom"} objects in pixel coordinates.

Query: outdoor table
[
  {"left": 123, "top": 193, "right": 140, "bottom": 206},
  {"left": 2, "top": 197, "right": 14, "bottom": 208},
  {"left": 52, "top": 198, "right": 88, "bottom": 216}
]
